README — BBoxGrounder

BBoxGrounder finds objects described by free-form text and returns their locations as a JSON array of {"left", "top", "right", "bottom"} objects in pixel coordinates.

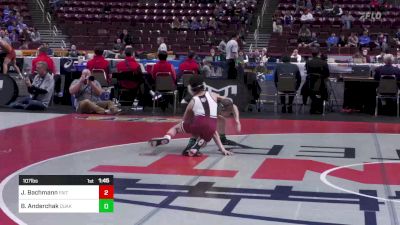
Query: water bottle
[{"left": 131, "top": 99, "right": 138, "bottom": 110}]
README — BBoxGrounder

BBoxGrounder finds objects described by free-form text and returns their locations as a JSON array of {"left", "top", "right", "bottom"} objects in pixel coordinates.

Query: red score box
[{"left": 99, "top": 185, "right": 114, "bottom": 199}]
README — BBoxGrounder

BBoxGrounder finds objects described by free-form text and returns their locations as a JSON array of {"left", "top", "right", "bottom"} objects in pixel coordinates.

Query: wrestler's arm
[
  {"left": 213, "top": 131, "right": 233, "bottom": 156},
  {"left": 232, "top": 104, "right": 241, "bottom": 132}
]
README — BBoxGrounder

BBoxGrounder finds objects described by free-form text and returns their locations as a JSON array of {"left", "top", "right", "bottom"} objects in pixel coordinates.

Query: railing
[{"left": 254, "top": 29, "right": 259, "bottom": 48}]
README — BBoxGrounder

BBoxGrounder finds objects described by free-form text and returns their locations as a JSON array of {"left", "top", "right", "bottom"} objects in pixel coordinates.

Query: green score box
[{"left": 99, "top": 199, "right": 114, "bottom": 213}]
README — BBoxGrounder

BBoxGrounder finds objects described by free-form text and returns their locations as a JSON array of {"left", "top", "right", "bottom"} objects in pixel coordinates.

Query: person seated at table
[
  {"left": 10, "top": 61, "right": 54, "bottom": 110},
  {"left": 274, "top": 55, "right": 301, "bottom": 113},
  {"left": 69, "top": 69, "right": 121, "bottom": 114},
  {"left": 116, "top": 47, "right": 141, "bottom": 88},
  {"left": 31, "top": 46, "right": 61, "bottom": 97},
  {"left": 179, "top": 51, "right": 200, "bottom": 76},
  {"left": 67, "top": 44, "right": 80, "bottom": 57},
  {"left": 290, "top": 49, "right": 302, "bottom": 63},
  {"left": 374, "top": 54, "right": 400, "bottom": 81},
  {"left": 151, "top": 51, "right": 177, "bottom": 111},
  {"left": 87, "top": 47, "right": 110, "bottom": 81},
  {"left": 353, "top": 51, "right": 367, "bottom": 63},
  {"left": 152, "top": 51, "right": 177, "bottom": 83}
]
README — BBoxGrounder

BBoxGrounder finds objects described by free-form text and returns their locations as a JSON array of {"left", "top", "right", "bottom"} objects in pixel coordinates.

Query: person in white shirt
[
  {"left": 226, "top": 34, "right": 239, "bottom": 79},
  {"left": 291, "top": 49, "right": 302, "bottom": 62},
  {"left": 300, "top": 9, "right": 314, "bottom": 22},
  {"left": 157, "top": 37, "right": 167, "bottom": 53}
]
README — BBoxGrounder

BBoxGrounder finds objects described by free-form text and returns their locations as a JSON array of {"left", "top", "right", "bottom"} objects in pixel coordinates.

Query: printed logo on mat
[{"left": 74, "top": 116, "right": 181, "bottom": 123}]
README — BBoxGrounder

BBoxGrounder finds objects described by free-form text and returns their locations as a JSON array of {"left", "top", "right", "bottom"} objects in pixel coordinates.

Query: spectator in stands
[
  {"left": 180, "top": 17, "right": 190, "bottom": 30},
  {"left": 353, "top": 51, "right": 367, "bottom": 63},
  {"left": 68, "top": 44, "right": 80, "bottom": 57},
  {"left": 7, "top": 21, "right": 17, "bottom": 34},
  {"left": 315, "top": 0, "right": 323, "bottom": 14},
  {"left": 348, "top": 32, "right": 359, "bottom": 47},
  {"left": 10, "top": 61, "right": 54, "bottom": 110},
  {"left": 69, "top": 69, "right": 120, "bottom": 114},
  {"left": 374, "top": 54, "right": 400, "bottom": 81},
  {"left": 113, "top": 38, "right": 123, "bottom": 53},
  {"left": 272, "top": 16, "right": 283, "bottom": 35},
  {"left": 3, "top": 6, "right": 10, "bottom": 17},
  {"left": 8, "top": 29, "right": 18, "bottom": 43},
  {"left": 179, "top": 51, "right": 199, "bottom": 75},
  {"left": 274, "top": 55, "right": 301, "bottom": 113},
  {"left": 190, "top": 18, "right": 201, "bottom": 30},
  {"left": 238, "top": 50, "right": 249, "bottom": 64},
  {"left": 359, "top": 31, "right": 372, "bottom": 49},
  {"left": 370, "top": 0, "right": 380, "bottom": 11},
  {"left": 260, "top": 48, "right": 268, "bottom": 65},
  {"left": 157, "top": 37, "right": 167, "bottom": 53},
  {"left": 296, "top": 0, "right": 305, "bottom": 13},
  {"left": 226, "top": 34, "right": 240, "bottom": 79},
  {"left": 206, "top": 31, "right": 216, "bottom": 45},
  {"left": 283, "top": 11, "right": 294, "bottom": 27},
  {"left": 0, "top": 30, "right": 11, "bottom": 44},
  {"left": 338, "top": 34, "right": 348, "bottom": 47},
  {"left": 375, "top": 33, "right": 389, "bottom": 52},
  {"left": 326, "top": 33, "right": 339, "bottom": 51},
  {"left": 307, "top": 32, "right": 320, "bottom": 48},
  {"left": 394, "top": 49, "right": 400, "bottom": 64},
  {"left": 171, "top": 17, "right": 181, "bottom": 30},
  {"left": 393, "top": 28, "right": 400, "bottom": 47},
  {"left": 208, "top": 17, "right": 218, "bottom": 30},
  {"left": 291, "top": 49, "right": 302, "bottom": 62},
  {"left": 305, "top": 0, "right": 313, "bottom": 11},
  {"left": 42, "top": 43, "right": 54, "bottom": 56},
  {"left": 119, "top": 29, "right": 132, "bottom": 46},
  {"left": 218, "top": 37, "right": 227, "bottom": 55},
  {"left": 30, "top": 28, "right": 41, "bottom": 43},
  {"left": 323, "top": 0, "right": 333, "bottom": 14},
  {"left": 300, "top": 9, "right": 314, "bottom": 22},
  {"left": 200, "top": 18, "right": 208, "bottom": 30},
  {"left": 87, "top": 48, "right": 110, "bottom": 75},
  {"left": 332, "top": 4, "right": 343, "bottom": 16},
  {"left": 298, "top": 25, "right": 311, "bottom": 47},
  {"left": 341, "top": 11, "right": 355, "bottom": 29}
]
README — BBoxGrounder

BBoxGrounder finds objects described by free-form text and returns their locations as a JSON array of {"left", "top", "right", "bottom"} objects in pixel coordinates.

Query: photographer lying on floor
[
  {"left": 9, "top": 61, "right": 54, "bottom": 110},
  {"left": 69, "top": 69, "right": 121, "bottom": 114}
]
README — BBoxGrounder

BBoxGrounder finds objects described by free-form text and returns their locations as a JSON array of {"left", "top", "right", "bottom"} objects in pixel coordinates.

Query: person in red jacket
[
  {"left": 87, "top": 48, "right": 110, "bottom": 75},
  {"left": 31, "top": 46, "right": 62, "bottom": 97},
  {"left": 151, "top": 51, "right": 176, "bottom": 83},
  {"left": 178, "top": 51, "right": 199, "bottom": 75},
  {"left": 116, "top": 47, "right": 140, "bottom": 89},
  {"left": 31, "top": 47, "right": 56, "bottom": 74}
]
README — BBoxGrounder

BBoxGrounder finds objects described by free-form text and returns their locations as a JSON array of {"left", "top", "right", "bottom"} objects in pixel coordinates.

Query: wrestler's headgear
[{"left": 188, "top": 76, "right": 205, "bottom": 95}]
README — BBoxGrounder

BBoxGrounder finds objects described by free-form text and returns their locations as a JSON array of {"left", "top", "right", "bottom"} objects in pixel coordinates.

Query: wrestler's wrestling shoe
[
  {"left": 182, "top": 138, "right": 206, "bottom": 157},
  {"left": 149, "top": 136, "right": 170, "bottom": 147},
  {"left": 220, "top": 134, "right": 237, "bottom": 146}
]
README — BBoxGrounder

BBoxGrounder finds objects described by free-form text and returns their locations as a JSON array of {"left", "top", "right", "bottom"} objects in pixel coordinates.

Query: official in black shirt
[
  {"left": 274, "top": 55, "right": 301, "bottom": 113},
  {"left": 301, "top": 48, "right": 330, "bottom": 114}
]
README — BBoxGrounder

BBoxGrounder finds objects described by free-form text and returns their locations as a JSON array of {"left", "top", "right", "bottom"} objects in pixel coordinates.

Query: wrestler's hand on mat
[{"left": 220, "top": 149, "right": 233, "bottom": 156}]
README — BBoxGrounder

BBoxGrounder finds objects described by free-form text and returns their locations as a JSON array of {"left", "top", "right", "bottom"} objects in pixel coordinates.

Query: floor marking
[{"left": 320, "top": 161, "right": 400, "bottom": 204}]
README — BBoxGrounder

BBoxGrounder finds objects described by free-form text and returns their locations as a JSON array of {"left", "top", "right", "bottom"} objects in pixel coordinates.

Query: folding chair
[
  {"left": 153, "top": 73, "right": 178, "bottom": 114},
  {"left": 275, "top": 73, "right": 299, "bottom": 114},
  {"left": 375, "top": 75, "right": 399, "bottom": 117}
]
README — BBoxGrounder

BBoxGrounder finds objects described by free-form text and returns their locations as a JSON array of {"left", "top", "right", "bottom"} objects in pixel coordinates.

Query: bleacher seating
[
  {"left": 55, "top": 0, "right": 256, "bottom": 53},
  {"left": 268, "top": 0, "right": 400, "bottom": 57}
]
